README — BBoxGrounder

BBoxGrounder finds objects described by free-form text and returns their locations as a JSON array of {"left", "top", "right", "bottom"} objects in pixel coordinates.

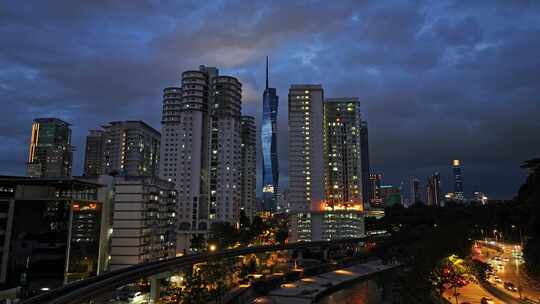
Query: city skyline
[{"left": 2, "top": 1, "right": 540, "bottom": 199}]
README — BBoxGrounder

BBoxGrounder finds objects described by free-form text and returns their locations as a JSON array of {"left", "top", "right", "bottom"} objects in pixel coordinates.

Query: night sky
[{"left": 1, "top": 1, "right": 539, "bottom": 199}]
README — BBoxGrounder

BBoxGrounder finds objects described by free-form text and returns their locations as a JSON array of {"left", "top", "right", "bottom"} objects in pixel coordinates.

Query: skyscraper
[
  {"left": 369, "top": 173, "right": 383, "bottom": 208},
  {"left": 26, "top": 118, "right": 73, "bottom": 178},
  {"left": 360, "top": 121, "right": 370, "bottom": 206},
  {"left": 160, "top": 66, "right": 243, "bottom": 253},
  {"left": 452, "top": 160, "right": 464, "bottom": 200},
  {"left": 288, "top": 84, "right": 325, "bottom": 212},
  {"left": 427, "top": 172, "right": 442, "bottom": 206},
  {"left": 240, "top": 116, "right": 256, "bottom": 219},
  {"left": 96, "top": 121, "right": 160, "bottom": 177},
  {"left": 410, "top": 177, "right": 421, "bottom": 205},
  {"left": 83, "top": 130, "right": 104, "bottom": 176},
  {"left": 261, "top": 56, "right": 279, "bottom": 212},
  {"left": 323, "top": 98, "right": 363, "bottom": 209}
]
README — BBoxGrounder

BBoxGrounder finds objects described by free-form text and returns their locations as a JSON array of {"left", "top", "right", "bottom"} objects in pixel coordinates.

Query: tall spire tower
[{"left": 261, "top": 56, "right": 280, "bottom": 212}]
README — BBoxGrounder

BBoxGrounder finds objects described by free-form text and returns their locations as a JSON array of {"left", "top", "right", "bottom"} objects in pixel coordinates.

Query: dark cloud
[{"left": 1, "top": 0, "right": 539, "bottom": 199}]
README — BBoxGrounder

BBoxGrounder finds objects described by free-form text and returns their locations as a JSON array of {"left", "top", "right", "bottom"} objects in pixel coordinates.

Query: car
[
  {"left": 128, "top": 291, "right": 142, "bottom": 300},
  {"left": 504, "top": 282, "right": 518, "bottom": 292},
  {"left": 494, "top": 276, "right": 502, "bottom": 283},
  {"left": 481, "top": 297, "right": 495, "bottom": 304}
]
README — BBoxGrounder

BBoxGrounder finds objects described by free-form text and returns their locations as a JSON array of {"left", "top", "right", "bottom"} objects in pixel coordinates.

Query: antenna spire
[{"left": 265, "top": 56, "right": 269, "bottom": 89}]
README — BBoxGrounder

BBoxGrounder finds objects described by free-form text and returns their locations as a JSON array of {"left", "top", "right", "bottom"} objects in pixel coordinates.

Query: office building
[
  {"left": 323, "top": 98, "right": 363, "bottom": 210},
  {"left": 160, "top": 66, "right": 243, "bottom": 253},
  {"left": 240, "top": 116, "right": 256, "bottom": 219},
  {"left": 289, "top": 209, "right": 364, "bottom": 242},
  {"left": 452, "top": 160, "right": 464, "bottom": 201},
  {"left": 83, "top": 130, "right": 104, "bottom": 176},
  {"left": 288, "top": 84, "right": 325, "bottom": 213},
  {"left": 410, "top": 177, "right": 421, "bottom": 205},
  {"left": 360, "top": 121, "right": 370, "bottom": 206},
  {"left": 0, "top": 177, "right": 105, "bottom": 295},
  {"left": 26, "top": 118, "right": 73, "bottom": 178},
  {"left": 369, "top": 173, "right": 383, "bottom": 208},
  {"left": 109, "top": 176, "right": 176, "bottom": 269},
  {"left": 261, "top": 57, "right": 280, "bottom": 212},
  {"left": 427, "top": 172, "right": 442, "bottom": 206},
  {"left": 277, "top": 189, "right": 290, "bottom": 213}
]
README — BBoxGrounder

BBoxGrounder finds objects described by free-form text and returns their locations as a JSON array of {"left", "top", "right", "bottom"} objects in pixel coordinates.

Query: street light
[{"left": 209, "top": 244, "right": 217, "bottom": 252}]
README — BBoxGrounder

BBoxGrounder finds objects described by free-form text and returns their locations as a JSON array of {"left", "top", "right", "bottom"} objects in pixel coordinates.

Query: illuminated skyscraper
[
  {"left": 261, "top": 57, "right": 279, "bottom": 212},
  {"left": 288, "top": 84, "right": 324, "bottom": 212},
  {"left": 452, "top": 160, "right": 464, "bottom": 200},
  {"left": 323, "top": 98, "right": 363, "bottom": 209},
  {"left": 26, "top": 118, "right": 73, "bottom": 178}
]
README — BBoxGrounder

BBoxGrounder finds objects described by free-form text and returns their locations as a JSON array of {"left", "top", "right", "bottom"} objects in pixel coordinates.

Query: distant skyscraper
[
  {"left": 323, "top": 98, "right": 363, "bottom": 209},
  {"left": 410, "top": 177, "right": 421, "bottom": 205},
  {"left": 288, "top": 84, "right": 325, "bottom": 212},
  {"left": 369, "top": 173, "right": 383, "bottom": 208},
  {"left": 98, "top": 121, "right": 160, "bottom": 177},
  {"left": 261, "top": 57, "right": 279, "bottom": 212},
  {"left": 160, "top": 66, "right": 243, "bottom": 253},
  {"left": 26, "top": 118, "right": 73, "bottom": 178},
  {"left": 427, "top": 172, "right": 442, "bottom": 206},
  {"left": 240, "top": 116, "right": 256, "bottom": 219},
  {"left": 360, "top": 121, "right": 370, "bottom": 206},
  {"left": 452, "top": 160, "right": 464, "bottom": 200},
  {"left": 83, "top": 130, "right": 104, "bottom": 176}
]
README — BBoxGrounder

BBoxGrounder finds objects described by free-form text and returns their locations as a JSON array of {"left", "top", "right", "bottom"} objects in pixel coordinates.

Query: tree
[
  {"left": 178, "top": 266, "right": 210, "bottom": 304},
  {"left": 432, "top": 255, "right": 472, "bottom": 304}
]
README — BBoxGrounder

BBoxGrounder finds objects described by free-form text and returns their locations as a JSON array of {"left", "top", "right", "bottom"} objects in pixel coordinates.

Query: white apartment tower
[
  {"left": 160, "top": 66, "right": 243, "bottom": 253},
  {"left": 288, "top": 84, "right": 325, "bottom": 212}
]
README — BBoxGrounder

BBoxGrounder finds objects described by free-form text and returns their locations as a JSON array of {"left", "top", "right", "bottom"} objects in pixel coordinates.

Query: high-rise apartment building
[
  {"left": 83, "top": 130, "right": 104, "bottom": 176},
  {"left": 452, "top": 160, "right": 464, "bottom": 200},
  {"left": 261, "top": 57, "right": 280, "bottom": 212},
  {"left": 101, "top": 121, "right": 160, "bottom": 177},
  {"left": 369, "top": 173, "right": 383, "bottom": 208},
  {"left": 323, "top": 98, "right": 363, "bottom": 209},
  {"left": 160, "top": 66, "right": 244, "bottom": 253},
  {"left": 288, "top": 84, "right": 325, "bottom": 213},
  {"left": 427, "top": 172, "right": 442, "bottom": 206},
  {"left": 360, "top": 121, "right": 370, "bottom": 206},
  {"left": 240, "top": 116, "right": 256, "bottom": 219},
  {"left": 26, "top": 118, "right": 73, "bottom": 178},
  {"left": 109, "top": 176, "right": 176, "bottom": 269},
  {"left": 410, "top": 177, "right": 421, "bottom": 205}
]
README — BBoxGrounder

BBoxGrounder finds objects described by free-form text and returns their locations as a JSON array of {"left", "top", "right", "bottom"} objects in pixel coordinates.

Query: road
[
  {"left": 475, "top": 241, "right": 540, "bottom": 303},
  {"left": 443, "top": 281, "right": 497, "bottom": 304}
]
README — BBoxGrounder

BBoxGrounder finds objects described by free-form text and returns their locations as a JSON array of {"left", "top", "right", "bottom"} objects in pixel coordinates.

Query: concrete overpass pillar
[{"left": 149, "top": 275, "right": 160, "bottom": 304}]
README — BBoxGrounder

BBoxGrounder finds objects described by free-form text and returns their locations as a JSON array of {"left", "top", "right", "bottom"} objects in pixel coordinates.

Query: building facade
[
  {"left": 360, "top": 121, "right": 370, "bottom": 206},
  {"left": 109, "top": 176, "right": 176, "bottom": 269},
  {"left": 0, "top": 177, "right": 105, "bottom": 295},
  {"left": 410, "top": 177, "right": 421, "bottom": 205},
  {"left": 261, "top": 57, "right": 280, "bottom": 212},
  {"left": 323, "top": 98, "right": 363, "bottom": 209},
  {"left": 452, "top": 160, "right": 464, "bottom": 201},
  {"left": 288, "top": 84, "right": 325, "bottom": 213},
  {"left": 240, "top": 116, "right": 256, "bottom": 219},
  {"left": 289, "top": 210, "right": 364, "bottom": 242},
  {"left": 159, "top": 66, "right": 244, "bottom": 253},
  {"left": 427, "top": 172, "right": 442, "bottom": 206},
  {"left": 380, "top": 185, "right": 402, "bottom": 207},
  {"left": 100, "top": 121, "right": 160, "bottom": 177},
  {"left": 369, "top": 173, "right": 383, "bottom": 208},
  {"left": 26, "top": 118, "right": 73, "bottom": 178},
  {"left": 83, "top": 130, "right": 104, "bottom": 176}
]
